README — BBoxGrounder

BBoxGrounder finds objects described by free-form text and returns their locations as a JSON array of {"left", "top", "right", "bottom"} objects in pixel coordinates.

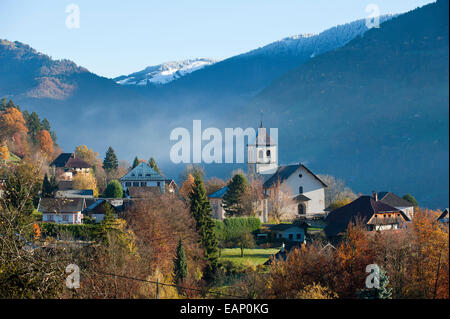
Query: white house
[
  {"left": 38, "top": 197, "right": 85, "bottom": 224},
  {"left": 119, "top": 162, "right": 167, "bottom": 194}
]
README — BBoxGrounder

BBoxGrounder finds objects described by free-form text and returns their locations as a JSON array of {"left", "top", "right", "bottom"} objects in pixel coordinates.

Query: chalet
[
  {"left": 50, "top": 153, "right": 91, "bottom": 181},
  {"left": 324, "top": 195, "right": 410, "bottom": 237},
  {"left": 377, "top": 191, "right": 415, "bottom": 219},
  {"left": 120, "top": 162, "right": 167, "bottom": 194},
  {"left": 38, "top": 197, "right": 86, "bottom": 224}
]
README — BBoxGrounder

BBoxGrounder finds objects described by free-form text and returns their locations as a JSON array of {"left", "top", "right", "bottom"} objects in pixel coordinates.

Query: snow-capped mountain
[
  {"left": 244, "top": 14, "right": 396, "bottom": 58},
  {"left": 114, "top": 58, "right": 217, "bottom": 86}
]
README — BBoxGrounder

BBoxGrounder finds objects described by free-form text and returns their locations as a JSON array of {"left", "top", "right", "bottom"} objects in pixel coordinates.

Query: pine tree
[
  {"left": 173, "top": 239, "right": 188, "bottom": 285},
  {"left": 222, "top": 173, "right": 248, "bottom": 217},
  {"left": 189, "top": 172, "right": 219, "bottom": 276},
  {"left": 103, "top": 146, "right": 118, "bottom": 171},
  {"left": 42, "top": 173, "right": 54, "bottom": 198},
  {"left": 358, "top": 266, "right": 392, "bottom": 299},
  {"left": 132, "top": 156, "right": 140, "bottom": 169},
  {"left": 148, "top": 157, "right": 161, "bottom": 173}
]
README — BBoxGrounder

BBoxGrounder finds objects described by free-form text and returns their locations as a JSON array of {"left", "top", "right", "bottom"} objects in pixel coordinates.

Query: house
[
  {"left": 377, "top": 191, "right": 415, "bottom": 219},
  {"left": 208, "top": 186, "right": 228, "bottom": 220},
  {"left": 324, "top": 195, "right": 410, "bottom": 237},
  {"left": 55, "top": 189, "right": 94, "bottom": 198},
  {"left": 120, "top": 162, "right": 167, "bottom": 194},
  {"left": 38, "top": 197, "right": 86, "bottom": 224},
  {"left": 165, "top": 179, "right": 178, "bottom": 194},
  {"left": 268, "top": 222, "right": 307, "bottom": 242},
  {"left": 82, "top": 199, "right": 120, "bottom": 223},
  {"left": 262, "top": 163, "right": 327, "bottom": 219},
  {"left": 50, "top": 153, "right": 91, "bottom": 181},
  {"left": 438, "top": 208, "right": 449, "bottom": 224}
]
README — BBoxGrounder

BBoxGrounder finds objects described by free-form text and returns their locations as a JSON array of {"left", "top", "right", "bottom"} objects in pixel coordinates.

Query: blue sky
[{"left": 0, "top": 0, "right": 434, "bottom": 78}]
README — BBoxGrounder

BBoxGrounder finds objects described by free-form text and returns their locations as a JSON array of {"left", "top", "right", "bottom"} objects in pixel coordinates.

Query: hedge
[
  {"left": 214, "top": 217, "right": 261, "bottom": 242},
  {"left": 40, "top": 223, "right": 98, "bottom": 241}
]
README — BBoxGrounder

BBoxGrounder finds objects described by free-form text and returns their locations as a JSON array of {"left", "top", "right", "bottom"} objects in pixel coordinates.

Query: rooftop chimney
[{"left": 372, "top": 191, "right": 378, "bottom": 201}]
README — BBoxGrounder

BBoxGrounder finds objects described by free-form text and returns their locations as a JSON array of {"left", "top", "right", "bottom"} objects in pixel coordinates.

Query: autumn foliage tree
[
  {"left": 72, "top": 172, "right": 98, "bottom": 196},
  {"left": 37, "top": 129, "right": 53, "bottom": 157}
]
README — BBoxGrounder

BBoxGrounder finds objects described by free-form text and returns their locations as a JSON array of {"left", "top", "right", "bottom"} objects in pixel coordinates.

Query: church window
[
  {"left": 299, "top": 174, "right": 303, "bottom": 178},
  {"left": 258, "top": 150, "right": 264, "bottom": 159},
  {"left": 266, "top": 150, "right": 271, "bottom": 156},
  {"left": 299, "top": 186, "right": 303, "bottom": 194}
]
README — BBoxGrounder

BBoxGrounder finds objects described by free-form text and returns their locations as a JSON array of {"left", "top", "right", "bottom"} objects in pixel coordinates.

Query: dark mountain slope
[{"left": 249, "top": 0, "right": 449, "bottom": 208}]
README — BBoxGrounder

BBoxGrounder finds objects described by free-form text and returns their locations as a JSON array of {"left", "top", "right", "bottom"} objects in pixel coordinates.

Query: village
[{"left": 0, "top": 100, "right": 448, "bottom": 299}]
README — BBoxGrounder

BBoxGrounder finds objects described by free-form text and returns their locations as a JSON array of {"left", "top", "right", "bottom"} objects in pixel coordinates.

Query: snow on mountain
[
  {"left": 114, "top": 58, "right": 217, "bottom": 86},
  {"left": 244, "top": 15, "right": 396, "bottom": 58}
]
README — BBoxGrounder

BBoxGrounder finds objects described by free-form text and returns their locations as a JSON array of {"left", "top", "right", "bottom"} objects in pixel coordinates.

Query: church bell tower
[{"left": 247, "top": 121, "right": 278, "bottom": 177}]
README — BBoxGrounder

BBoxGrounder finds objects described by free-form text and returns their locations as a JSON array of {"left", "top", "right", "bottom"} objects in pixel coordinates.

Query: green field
[{"left": 219, "top": 247, "right": 280, "bottom": 266}]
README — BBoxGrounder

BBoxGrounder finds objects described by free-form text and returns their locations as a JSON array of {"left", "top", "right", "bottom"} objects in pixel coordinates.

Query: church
[{"left": 209, "top": 122, "right": 327, "bottom": 222}]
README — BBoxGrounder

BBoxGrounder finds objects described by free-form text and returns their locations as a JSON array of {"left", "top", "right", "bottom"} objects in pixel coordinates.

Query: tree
[
  {"left": 75, "top": 145, "right": 101, "bottom": 167},
  {"left": 357, "top": 266, "right": 392, "bottom": 299},
  {"left": 103, "top": 180, "right": 124, "bottom": 198},
  {"left": 328, "top": 197, "right": 353, "bottom": 211},
  {"left": 42, "top": 173, "right": 57, "bottom": 198},
  {"left": 318, "top": 175, "right": 356, "bottom": 208},
  {"left": 179, "top": 174, "right": 195, "bottom": 199},
  {"left": 402, "top": 194, "right": 418, "bottom": 207},
  {"left": 0, "top": 162, "right": 41, "bottom": 215},
  {"left": 103, "top": 146, "right": 118, "bottom": 171},
  {"left": 0, "top": 144, "right": 9, "bottom": 161},
  {"left": 0, "top": 107, "right": 28, "bottom": 141},
  {"left": 266, "top": 179, "right": 296, "bottom": 222},
  {"left": 132, "top": 156, "right": 140, "bottom": 169},
  {"left": 234, "top": 231, "right": 255, "bottom": 257},
  {"left": 37, "top": 129, "right": 53, "bottom": 157},
  {"left": 23, "top": 111, "right": 41, "bottom": 144},
  {"left": 73, "top": 172, "right": 98, "bottom": 197},
  {"left": 222, "top": 173, "right": 249, "bottom": 217},
  {"left": 189, "top": 172, "right": 219, "bottom": 276},
  {"left": 296, "top": 283, "right": 338, "bottom": 299},
  {"left": 148, "top": 157, "right": 161, "bottom": 174},
  {"left": 179, "top": 164, "right": 205, "bottom": 184},
  {"left": 173, "top": 239, "right": 188, "bottom": 285}
]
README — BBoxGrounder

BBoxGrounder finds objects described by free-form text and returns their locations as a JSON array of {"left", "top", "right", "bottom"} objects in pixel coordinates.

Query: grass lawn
[{"left": 219, "top": 247, "right": 280, "bottom": 267}]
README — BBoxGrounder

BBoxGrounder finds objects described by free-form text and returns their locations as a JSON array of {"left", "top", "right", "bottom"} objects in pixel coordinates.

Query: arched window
[
  {"left": 258, "top": 150, "right": 264, "bottom": 159},
  {"left": 298, "top": 204, "right": 305, "bottom": 215},
  {"left": 299, "top": 186, "right": 303, "bottom": 194},
  {"left": 266, "top": 150, "right": 271, "bottom": 157}
]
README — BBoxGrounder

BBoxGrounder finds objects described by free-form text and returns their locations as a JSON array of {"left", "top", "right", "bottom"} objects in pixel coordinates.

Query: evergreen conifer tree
[
  {"left": 103, "top": 146, "right": 118, "bottom": 171},
  {"left": 148, "top": 157, "right": 161, "bottom": 174},
  {"left": 132, "top": 156, "right": 140, "bottom": 169},
  {"left": 189, "top": 172, "right": 219, "bottom": 276},
  {"left": 358, "top": 266, "right": 392, "bottom": 299},
  {"left": 222, "top": 173, "right": 248, "bottom": 217},
  {"left": 173, "top": 239, "right": 188, "bottom": 285}
]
